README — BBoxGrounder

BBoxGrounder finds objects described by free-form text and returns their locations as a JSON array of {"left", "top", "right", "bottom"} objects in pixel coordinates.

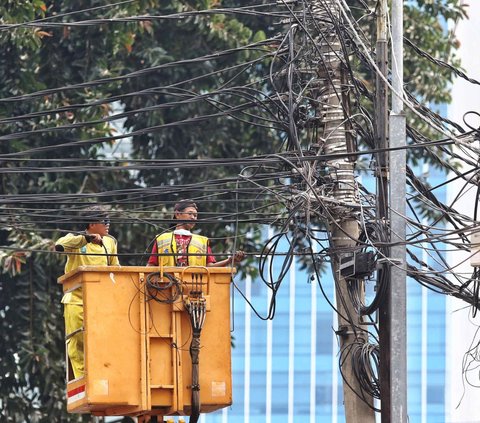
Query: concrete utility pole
[
  {"left": 309, "top": 1, "right": 374, "bottom": 421},
  {"left": 388, "top": 0, "right": 408, "bottom": 421}
]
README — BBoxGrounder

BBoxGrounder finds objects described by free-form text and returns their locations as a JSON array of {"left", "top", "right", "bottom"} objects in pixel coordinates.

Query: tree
[{"left": 0, "top": 1, "right": 275, "bottom": 420}]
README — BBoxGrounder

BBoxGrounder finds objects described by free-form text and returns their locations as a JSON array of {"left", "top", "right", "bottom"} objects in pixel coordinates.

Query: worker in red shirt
[{"left": 147, "top": 200, "right": 244, "bottom": 267}]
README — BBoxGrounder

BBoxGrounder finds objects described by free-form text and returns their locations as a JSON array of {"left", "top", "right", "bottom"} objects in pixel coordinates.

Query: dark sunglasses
[{"left": 100, "top": 218, "right": 110, "bottom": 225}]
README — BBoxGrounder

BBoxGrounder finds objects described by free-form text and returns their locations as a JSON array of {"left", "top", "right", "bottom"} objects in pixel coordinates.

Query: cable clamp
[
  {"left": 377, "top": 258, "right": 403, "bottom": 266},
  {"left": 335, "top": 325, "right": 354, "bottom": 337}
]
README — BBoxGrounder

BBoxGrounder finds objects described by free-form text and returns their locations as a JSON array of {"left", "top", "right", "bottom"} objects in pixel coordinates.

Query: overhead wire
[{"left": 2, "top": 0, "right": 480, "bottom": 406}]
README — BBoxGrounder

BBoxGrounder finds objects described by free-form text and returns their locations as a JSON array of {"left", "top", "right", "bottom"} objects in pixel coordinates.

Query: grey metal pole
[
  {"left": 375, "top": 1, "right": 391, "bottom": 422},
  {"left": 389, "top": 0, "right": 407, "bottom": 422}
]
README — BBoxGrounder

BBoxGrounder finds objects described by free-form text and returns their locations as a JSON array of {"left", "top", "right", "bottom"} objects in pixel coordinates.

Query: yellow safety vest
[
  {"left": 58, "top": 233, "right": 120, "bottom": 305},
  {"left": 155, "top": 232, "right": 209, "bottom": 267}
]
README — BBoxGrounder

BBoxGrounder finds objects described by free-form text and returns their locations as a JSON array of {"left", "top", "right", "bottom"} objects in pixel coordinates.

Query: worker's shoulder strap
[
  {"left": 157, "top": 232, "right": 173, "bottom": 242},
  {"left": 191, "top": 234, "right": 208, "bottom": 243}
]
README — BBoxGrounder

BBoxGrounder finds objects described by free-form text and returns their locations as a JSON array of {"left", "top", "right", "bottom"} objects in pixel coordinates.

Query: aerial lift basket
[{"left": 58, "top": 266, "right": 233, "bottom": 418}]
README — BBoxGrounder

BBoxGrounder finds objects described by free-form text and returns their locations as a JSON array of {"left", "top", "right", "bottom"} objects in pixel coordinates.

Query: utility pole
[
  {"left": 309, "top": 1, "right": 374, "bottom": 421},
  {"left": 375, "top": 0, "right": 391, "bottom": 422},
  {"left": 388, "top": 0, "right": 408, "bottom": 421}
]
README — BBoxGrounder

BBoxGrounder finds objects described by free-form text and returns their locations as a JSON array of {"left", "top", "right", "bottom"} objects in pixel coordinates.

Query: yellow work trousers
[{"left": 64, "top": 304, "right": 84, "bottom": 379}]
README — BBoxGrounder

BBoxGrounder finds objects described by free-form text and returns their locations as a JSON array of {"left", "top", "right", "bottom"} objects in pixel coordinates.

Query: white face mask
[{"left": 173, "top": 228, "right": 192, "bottom": 236}]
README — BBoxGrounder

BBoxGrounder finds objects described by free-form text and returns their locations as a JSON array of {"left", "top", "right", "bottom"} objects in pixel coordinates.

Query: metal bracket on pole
[{"left": 377, "top": 258, "right": 403, "bottom": 266}]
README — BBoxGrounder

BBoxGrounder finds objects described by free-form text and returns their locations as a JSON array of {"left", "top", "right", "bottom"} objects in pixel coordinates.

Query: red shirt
[{"left": 147, "top": 234, "right": 216, "bottom": 266}]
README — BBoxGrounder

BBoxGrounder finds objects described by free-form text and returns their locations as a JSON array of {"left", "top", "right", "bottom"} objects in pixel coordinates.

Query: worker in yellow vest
[
  {"left": 147, "top": 199, "right": 244, "bottom": 267},
  {"left": 55, "top": 206, "right": 120, "bottom": 379}
]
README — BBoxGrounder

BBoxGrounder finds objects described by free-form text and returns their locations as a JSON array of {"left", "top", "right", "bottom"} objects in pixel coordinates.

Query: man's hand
[
  {"left": 86, "top": 233, "right": 103, "bottom": 245},
  {"left": 231, "top": 250, "right": 246, "bottom": 264}
]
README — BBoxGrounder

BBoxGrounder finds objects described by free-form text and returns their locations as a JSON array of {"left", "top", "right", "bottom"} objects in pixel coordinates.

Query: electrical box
[
  {"left": 339, "top": 251, "right": 375, "bottom": 278},
  {"left": 471, "top": 231, "right": 480, "bottom": 266},
  {"left": 58, "top": 266, "right": 234, "bottom": 419}
]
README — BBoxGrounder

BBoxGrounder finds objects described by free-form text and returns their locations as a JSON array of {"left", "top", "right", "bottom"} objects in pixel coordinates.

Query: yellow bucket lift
[{"left": 58, "top": 266, "right": 234, "bottom": 422}]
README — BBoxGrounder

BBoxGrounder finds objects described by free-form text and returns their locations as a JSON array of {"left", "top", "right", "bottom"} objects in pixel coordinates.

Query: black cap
[
  {"left": 82, "top": 205, "right": 109, "bottom": 228},
  {"left": 174, "top": 200, "right": 197, "bottom": 213}
]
